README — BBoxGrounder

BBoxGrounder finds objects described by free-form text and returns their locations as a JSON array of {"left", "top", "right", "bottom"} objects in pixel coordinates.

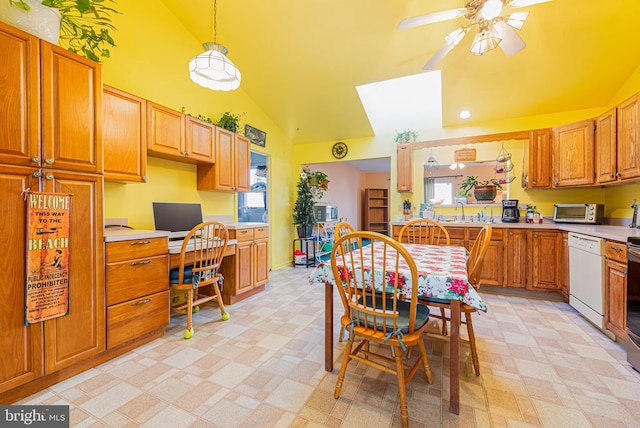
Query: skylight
[{"left": 356, "top": 71, "right": 443, "bottom": 137}]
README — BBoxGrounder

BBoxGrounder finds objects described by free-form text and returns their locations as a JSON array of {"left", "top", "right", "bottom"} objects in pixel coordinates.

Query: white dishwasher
[{"left": 568, "top": 232, "right": 609, "bottom": 334}]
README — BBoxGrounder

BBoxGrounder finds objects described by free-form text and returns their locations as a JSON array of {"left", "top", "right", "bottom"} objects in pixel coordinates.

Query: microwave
[
  {"left": 553, "top": 204, "right": 604, "bottom": 224},
  {"left": 314, "top": 205, "right": 338, "bottom": 222}
]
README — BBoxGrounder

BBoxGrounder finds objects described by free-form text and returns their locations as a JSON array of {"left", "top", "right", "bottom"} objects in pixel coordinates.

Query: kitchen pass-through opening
[{"left": 238, "top": 151, "right": 269, "bottom": 223}]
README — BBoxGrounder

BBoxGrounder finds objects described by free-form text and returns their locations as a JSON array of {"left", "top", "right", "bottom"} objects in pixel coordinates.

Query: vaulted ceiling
[{"left": 160, "top": 0, "right": 640, "bottom": 144}]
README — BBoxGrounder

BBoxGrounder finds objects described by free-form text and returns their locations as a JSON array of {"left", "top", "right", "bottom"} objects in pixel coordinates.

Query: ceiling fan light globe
[
  {"left": 470, "top": 26, "right": 502, "bottom": 55},
  {"left": 481, "top": 0, "right": 504, "bottom": 20},
  {"left": 446, "top": 27, "right": 467, "bottom": 47},
  {"left": 506, "top": 11, "right": 529, "bottom": 29}
]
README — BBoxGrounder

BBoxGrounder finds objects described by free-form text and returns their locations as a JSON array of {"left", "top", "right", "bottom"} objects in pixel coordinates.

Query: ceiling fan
[{"left": 398, "top": 0, "right": 551, "bottom": 70}]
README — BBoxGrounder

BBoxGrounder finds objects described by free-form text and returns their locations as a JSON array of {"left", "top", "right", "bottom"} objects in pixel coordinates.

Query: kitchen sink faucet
[{"left": 456, "top": 201, "right": 465, "bottom": 221}]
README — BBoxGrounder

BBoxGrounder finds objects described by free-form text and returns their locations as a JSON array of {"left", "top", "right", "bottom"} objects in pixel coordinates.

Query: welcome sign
[{"left": 25, "top": 192, "right": 72, "bottom": 325}]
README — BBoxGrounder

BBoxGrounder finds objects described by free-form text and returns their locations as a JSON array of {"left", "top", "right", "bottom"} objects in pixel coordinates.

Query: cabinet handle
[
  {"left": 131, "top": 260, "right": 152, "bottom": 266},
  {"left": 610, "top": 173, "right": 615, "bottom": 177},
  {"left": 44, "top": 173, "right": 54, "bottom": 180},
  {"left": 624, "top": 271, "right": 628, "bottom": 277},
  {"left": 185, "top": 152, "right": 190, "bottom": 157},
  {"left": 130, "top": 240, "right": 151, "bottom": 245},
  {"left": 533, "top": 234, "right": 538, "bottom": 238},
  {"left": 31, "top": 157, "right": 40, "bottom": 163},
  {"left": 131, "top": 298, "right": 152, "bottom": 306},
  {"left": 181, "top": 150, "right": 187, "bottom": 155},
  {"left": 257, "top": 228, "right": 264, "bottom": 232},
  {"left": 32, "top": 171, "right": 42, "bottom": 178},
  {"left": 612, "top": 246, "right": 623, "bottom": 252},
  {"left": 240, "top": 230, "right": 249, "bottom": 234},
  {"left": 616, "top": 172, "right": 621, "bottom": 177},
  {"left": 509, "top": 231, "right": 513, "bottom": 236},
  {"left": 554, "top": 178, "right": 559, "bottom": 186},
  {"left": 44, "top": 158, "right": 54, "bottom": 165},
  {"left": 532, "top": 180, "right": 537, "bottom": 185}
]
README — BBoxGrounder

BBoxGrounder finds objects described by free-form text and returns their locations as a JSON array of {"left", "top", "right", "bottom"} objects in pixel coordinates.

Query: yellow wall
[
  {"left": 101, "top": 0, "right": 640, "bottom": 271},
  {"left": 101, "top": 0, "right": 296, "bottom": 269}
]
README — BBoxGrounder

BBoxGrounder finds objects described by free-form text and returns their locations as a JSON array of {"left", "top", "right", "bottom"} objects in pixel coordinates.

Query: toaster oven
[{"left": 553, "top": 204, "right": 604, "bottom": 224}]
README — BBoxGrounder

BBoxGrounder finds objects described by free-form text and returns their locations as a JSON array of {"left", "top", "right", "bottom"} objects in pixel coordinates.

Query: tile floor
[{"left": 17, "top": 267, "right": 640, "bottom": 427}]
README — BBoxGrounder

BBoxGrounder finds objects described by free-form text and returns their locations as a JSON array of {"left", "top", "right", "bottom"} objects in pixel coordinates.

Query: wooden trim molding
[{"left": 411, "top": 130, "right": 531, "bottom": 150}]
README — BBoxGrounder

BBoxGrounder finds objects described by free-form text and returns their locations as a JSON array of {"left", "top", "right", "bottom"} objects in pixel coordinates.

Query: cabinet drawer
[
  {"left": 106, "top": 237, "right": 168, "bottom": 263},
  {"left": 107, "top": 290, "right": 169, "bottom": 349},
  {"left": 606, "top": 241, "right": 627, "bottom": 263},
  {"left": 254, "top": 226, "right": 269, "bottom": 239},
  {"left": 106, "top": 254, "right": 169, "bottom": 305},
  {"left": 444, "top": 227, "right": 466, "bottom": 240},
  {"left": 233, "top": 228, "right": 254, "bottom": 242}
]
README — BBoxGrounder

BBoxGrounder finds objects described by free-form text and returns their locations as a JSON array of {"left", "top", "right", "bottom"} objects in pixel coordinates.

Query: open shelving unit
[
  {"left": 363, "top": 188, "right": 389, "bottom": 236},
  {"left": 312, "top": 221, "right": 337, "bottom": 263}
]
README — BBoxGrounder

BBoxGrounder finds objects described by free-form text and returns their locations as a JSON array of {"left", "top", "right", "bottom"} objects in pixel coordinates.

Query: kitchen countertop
[
  {"left": 389, "top": 219, "right": 640, "bottom": 242},
  {"left": 224, "top": 222, "right": 269, "bottom": 229},
  {"left": 104, "top": 228, "right": 169, "bottom": 242}
]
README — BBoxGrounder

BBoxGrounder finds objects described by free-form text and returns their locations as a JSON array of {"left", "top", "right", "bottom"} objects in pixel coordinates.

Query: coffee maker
[{"left": 502, "top": 200, "right": 520, "bottom": 223}]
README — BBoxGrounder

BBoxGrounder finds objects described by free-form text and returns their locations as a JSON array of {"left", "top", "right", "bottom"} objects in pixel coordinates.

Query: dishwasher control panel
[{"left": 568, "top": 232, "right": 606, "bottom": 255}]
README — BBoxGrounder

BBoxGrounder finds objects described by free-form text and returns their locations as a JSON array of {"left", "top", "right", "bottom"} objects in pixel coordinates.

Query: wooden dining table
[{"left": 309, "top": 243, "right": 488, "bottom": 415}]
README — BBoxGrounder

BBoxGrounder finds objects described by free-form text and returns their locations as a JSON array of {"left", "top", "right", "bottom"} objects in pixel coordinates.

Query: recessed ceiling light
[{"left": 459, "top": 110, "right": 471, "bottom": 119}]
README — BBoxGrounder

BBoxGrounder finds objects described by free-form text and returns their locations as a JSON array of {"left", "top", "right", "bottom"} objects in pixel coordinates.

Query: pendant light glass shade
[
  {"left": 470, "top": 25, "right": 502, "bottom": 55},
  {"left": 189, "top": 42, "right": 241, "bottom": 91}
]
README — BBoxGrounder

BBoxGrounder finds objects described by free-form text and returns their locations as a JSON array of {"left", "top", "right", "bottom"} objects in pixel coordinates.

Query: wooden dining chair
[
  {"left": 419, "top": 224, "right": 492, "bottom": 376},
  {"left": 333, "top": 221, "right": 356, "bottom": 342},
  {"left": 331, "top": 231, "right": 433, "bottom": 427},
  {"left": 397, "top": 218, "right": 450, "bottom": 245},
  {"left": 170, "top": 221, "right": 230, "bottom": 339}
]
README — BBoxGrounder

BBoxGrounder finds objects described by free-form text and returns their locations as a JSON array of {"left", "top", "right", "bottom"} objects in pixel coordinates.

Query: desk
[{"left": 309, "top": 243, "right": 487, "bottom": 415}]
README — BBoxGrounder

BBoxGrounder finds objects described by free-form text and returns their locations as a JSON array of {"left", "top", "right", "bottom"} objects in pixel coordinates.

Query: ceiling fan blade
[
  {"left": 508, "top": 0, "right": 551, "bottom": 7},
  {"left": 398, "top": 8, "right": 465, "bottom": 30},
  {"left": 423, "top": 43, "right": 455, "bottom": 70},
  {"left": 493, "top": 21, "right": 526, "bottom": 56}
]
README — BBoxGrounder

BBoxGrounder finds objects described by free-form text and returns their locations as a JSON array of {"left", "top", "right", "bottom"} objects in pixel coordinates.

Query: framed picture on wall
[{"left": 245, "top": 124, "right": 266, "bottom": 147}]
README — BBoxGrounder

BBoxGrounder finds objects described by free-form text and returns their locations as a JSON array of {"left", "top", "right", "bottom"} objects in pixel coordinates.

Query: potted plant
[
  {"left": 306, "top": 169, "right": 330, "bottom": 202},
  {"left": 217, "top": 111, "right": 243, "bottom": 133},
  {"left": 458, "top": 176, "right": 503, "bottom": 202},
  {"left": 394, "top": 129, "right": 418, "bottom": 144},
  {"left": 293, "top": 169, "right": 316, "bottom": 238},
  {"left": 7, "top": 0, "right": 118, "bottom": 62}
]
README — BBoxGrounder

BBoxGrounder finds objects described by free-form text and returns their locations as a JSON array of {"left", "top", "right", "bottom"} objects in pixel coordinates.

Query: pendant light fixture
[
  {"left": 424, "top": 148, "right": 439, "bottom": 175},
  {"left": 189, "top": 0, "right": 241, "bottom": 91}
]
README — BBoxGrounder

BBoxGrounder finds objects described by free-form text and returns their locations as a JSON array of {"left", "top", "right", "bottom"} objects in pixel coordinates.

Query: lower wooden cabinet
[
  {"left": 529, "top": 230, "right": 563, "bottom": 291},
  {"left": 605, "top": 240, "right": 628, "bottom": 341},
  {"left": 221, "top": 226, "right": 269, "bottom": 304},
  {"left": 470, "top": 228, "right": 503, "bottom": 287},
  {"left": 105, "top": 237, "right": 169, "bottom": 349},
  {"left": 505, "top": 229, "right": 528, "bottom": 289}
]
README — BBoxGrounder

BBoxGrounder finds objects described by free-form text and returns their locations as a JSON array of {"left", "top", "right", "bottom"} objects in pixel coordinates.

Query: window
[{"left": 434, "top": 180, "right": 453, "bottom": 205}]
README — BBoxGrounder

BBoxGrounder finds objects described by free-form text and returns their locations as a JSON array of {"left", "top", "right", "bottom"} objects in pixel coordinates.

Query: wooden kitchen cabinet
[
  {"left": 522, "top": 129, "right": 552, "bottom": 189},
  {"left": 196, "top": 128, "right": 251, "bottom": 192},
  {"left": 595, "top": 108, "right": 618, "bottom": 184},
  {"left": 103, "top": 86, "right": 147, "bottom": 182},
  {"left": 552, "top": 119, "right": 595, "bottom": 187},
  {"left": 529, "top": 230, "right": 563, "bottom": 291},
  {"left": 147, "top": 101, "right": 215, "bottom": 164},
  {"left": 616, "top": 93, "right": 640, "bottom": 180},
  {"left": 505, "top": 228, "right": 528, "bottom": 289},
  {"left": 396, "top": 143, "right": 412, "bottom": 193},
  {"left": 0, "top": 24, "right": 102, "bottom": 173},
  {"left": 605, "top": 240, "right": 628, "bottom": 341},
  {"left": 106, "top": 237, "right": 169, "bottom": 349},
  {"left": 562, "top": 232, "right": 570, "bottom": 299},
  {"left": 0, "top": 165, "right": 44, "bottom": 394},
  {"left": 470, "top": 228, "right": 503, "bottom": 287},
  {"left": 221, "top": 226, "right": 269, "bottom": 304}
]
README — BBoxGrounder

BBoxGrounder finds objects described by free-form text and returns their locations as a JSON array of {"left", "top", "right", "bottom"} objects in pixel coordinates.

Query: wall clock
[{"left": 332, "top": 142, "right": 348, "bottom": 159}]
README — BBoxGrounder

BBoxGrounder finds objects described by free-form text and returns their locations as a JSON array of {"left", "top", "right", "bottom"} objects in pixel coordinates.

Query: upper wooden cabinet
[
  {"left": 552, "top": 119, "right": 595, "bottom": 187},
  {"left": 396, "top": 143, "right": 412, "bottom": 193},
  {"left": 146, "top": 102, "right": 214, "bottom": 164},
  {"left": 617, "top": 93, "right": 640, "bottom": 180},
  {"left": 0, "top": 23, "right": 102, "bottom": 173},
  {"left": 103, "top": 86, "right": 147, "bottom": 182},
  {"left": 196, "top": 128, "right": 250, "bottom": 192},
  {"left": 595, "top": 108, "right": 617, "bottom": 184},
  {"left": 522, "top": 129, "right": 552, "bottom": 189}
]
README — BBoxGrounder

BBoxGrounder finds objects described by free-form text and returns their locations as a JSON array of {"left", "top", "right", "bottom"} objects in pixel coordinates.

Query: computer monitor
[{"left": 152, "top": 202, "right": 203, "bottom": 239}]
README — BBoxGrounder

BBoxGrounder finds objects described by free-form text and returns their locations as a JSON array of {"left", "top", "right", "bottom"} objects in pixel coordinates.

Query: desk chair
[
  {"left": 397, "top": 218, "right": 450, "bottom": 245},
  {"left": 419, "top": 224, "right": 492, "bottom": 376},
  {"left": 331, "top": 231, "right": 432, "bottom": 428},
  {"left": 170, "top": 221, "right": 230, "bottom": 339}
]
